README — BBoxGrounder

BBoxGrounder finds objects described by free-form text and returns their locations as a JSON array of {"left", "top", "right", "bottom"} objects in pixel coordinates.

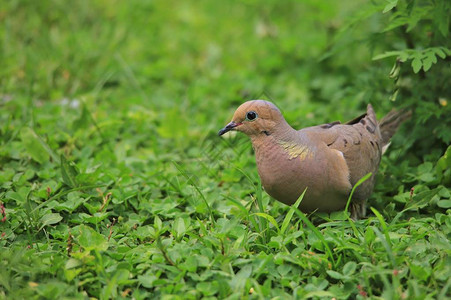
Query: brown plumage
[{"left": 219, "top": 100, "right": 409, "bottom": 219}]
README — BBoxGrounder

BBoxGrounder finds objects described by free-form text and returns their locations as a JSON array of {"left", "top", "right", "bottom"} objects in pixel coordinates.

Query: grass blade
[
  {"left": 370, "top": 207, "right": 392, "bottom": 248},
  {"left": 344, "top": 172, "right": 372, "bottom": 214},
  {"left": 252, "top": 212, "right": 280, "bottom": 232},
  {"left": 370, "top": 207, "right": 396, "bottom": 267},
  {"left": 172, "top": 161, "right": 215, "bottom": 226},
  {"left": 280, "top": 188, "right": 306, "bottom": 235},
  {"left": 294, "top": 209, "right": 336, "bottom": 267}
]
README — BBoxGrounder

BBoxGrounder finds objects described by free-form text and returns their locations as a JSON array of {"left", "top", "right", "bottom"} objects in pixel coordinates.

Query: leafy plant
[{"left": 0, "top": 0, "right": 449, "bottom": 298}]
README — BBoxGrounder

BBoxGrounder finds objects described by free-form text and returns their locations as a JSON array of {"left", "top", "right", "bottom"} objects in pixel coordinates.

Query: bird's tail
[{"left": 379, "top": 108, "right": 412, "bottom": 152}]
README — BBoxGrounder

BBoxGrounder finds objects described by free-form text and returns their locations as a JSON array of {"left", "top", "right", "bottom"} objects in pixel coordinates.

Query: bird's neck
[
  {"left": 250, "top": 121, "right": 301, "bottom": 149},
  {"left": 250, "top": 120, "right": 315, "bottom": 163}
]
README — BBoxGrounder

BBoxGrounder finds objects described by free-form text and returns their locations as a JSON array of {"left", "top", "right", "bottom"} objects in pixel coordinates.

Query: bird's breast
[
  {"left": 252, "top": 138, "right": 351, "bottom": 212},
  {"left": 253, "top": 139, "right": 315, "bottom": 203}
]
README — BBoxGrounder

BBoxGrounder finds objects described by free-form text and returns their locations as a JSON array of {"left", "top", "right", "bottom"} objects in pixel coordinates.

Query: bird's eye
[{"left": 245, "top": 111, "right": 258, "bottom": 121}]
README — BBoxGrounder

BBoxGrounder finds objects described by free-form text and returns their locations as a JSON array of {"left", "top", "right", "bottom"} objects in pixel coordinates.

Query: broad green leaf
[
  {"left": 422, "top": 53, "right": 435, "bottom": 71},
  {"left": 78, "top": 212, "right": 109, "bottom": 224},
  {"left": 54, "top": 192, "right": 85, "bottom": 212},
  {"left": 0, "top": 168, "right": 15, "bottom": 183},
  {"left": 137, "top": 274, "right": 157, "bottom": 289},
  {"left": 343, "top": 261, "right": 357, "bottom": 276},
  {"left": 60, "top": 155, "right": 79, "bottom": 188},
  {"left": 382, "top": 0, "right": 398, "bottom": 13},
  {"left": 76, "top": 224, "right": 108, "bottom": 252},
  {"left": 65, "top": 258, "right": 82, "bottom": 269},
  {"left": 136, "top": 225, "right": 156, "bottom": 239},
  {"left": 438, "top": 187, "right": 450, "bottom": 198},
  {"left": 330, "top": 211, "right": 348, "bottom": 220},
  {"left": 173, "top": 217, "right": 186, "bottom": 238},
  {"left": 433, "top": 47, "right": 447, "bottom": 59},
  {"left": 154, "top": 215, "right": 163, "bottom": 232},
  {"left": 437, "top": 146, "right": 451, "bottom": 173},
  {"left": 268, "top": 235, "right": 282, "bottom": 249},
  {"left": 112, "top": 269, "right": 131, "bottom": 285},
  {"left": 277, "top": 264, "right": 292, "bottom": 276},
  {"left": 253, "top": 213, "right": 279, "bottom": 232},
  {"left": 410, "top": 264, "right": 430, "bottom": 281},
  {"left": 419, "top": 172, "right": 435, "bottom": 183},
  {"left": 326, "top": 270, "right": 344, "bottom": 280},
  {"left": 20, "top": 127, "right": 49, "bottom": 164},
  {"left": 437, "top": 200, "right": 451, "bottom": 208},
  {"left": 64, "top": 268, "right": 82, "bottom": 282},
  {"left": 40, "top": 213, "right": 63, "bottom": 229},
  {"left": 196, "top": 281, "right": 219, "bottom": 296},
  {"left": 6, "top": 186, "right": 30, "bottom": 204},
  {"left": 411, "top": 57, "right": 422, "bottom": 73},
  {"left": 181, "top": 256, "right": 197, "bottom": 272}
]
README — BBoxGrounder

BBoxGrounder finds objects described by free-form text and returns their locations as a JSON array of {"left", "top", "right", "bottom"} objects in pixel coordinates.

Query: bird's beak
[{"left": 218, "top": 121, "right": 241, "bottom": 136}]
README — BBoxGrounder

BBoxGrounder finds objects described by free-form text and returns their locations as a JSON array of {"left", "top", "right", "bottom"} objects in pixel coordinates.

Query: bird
[{"left": 218, "top": 100, "right": 410, "bottom": 219}]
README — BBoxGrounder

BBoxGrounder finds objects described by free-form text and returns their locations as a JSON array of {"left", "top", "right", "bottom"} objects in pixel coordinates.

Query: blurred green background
[
  {"left": 1, "top": 0, "right": 450, "bottom": 298},
  {"left": 2, "top": 0, "right": 388, "bottom": 123}
]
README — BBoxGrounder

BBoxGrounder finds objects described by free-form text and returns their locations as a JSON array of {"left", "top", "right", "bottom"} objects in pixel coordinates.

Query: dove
[{"left": 218, "top": 100, "right": 410, "bottom": 219}]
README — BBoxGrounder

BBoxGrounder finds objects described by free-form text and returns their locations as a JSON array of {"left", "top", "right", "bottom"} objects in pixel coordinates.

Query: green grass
[{"left": 1, "top": 0, "right": 450, "bottom": 299}]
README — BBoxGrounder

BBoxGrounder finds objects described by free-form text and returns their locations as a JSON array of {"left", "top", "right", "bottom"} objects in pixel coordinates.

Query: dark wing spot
[
  {"left": 345, "top": 113, "right": 366, "bottom": 125},
  {"left": 360, "top": 119, "right": 366, "bottom": 125},
  {"left": 343, "top": 138, "right": 348, "bottom": 147},
  {"left": 320, "top": 121, "right": 341, "bottom": 129},
  {"left": 370, "top": 141, "right": 375, "bottom": 147},
  {"left": 366, "top": 125, "right": 375, "bottom": 133},
  {"left": 367, "top": 117, "right": 376, "bottom": 127},
  {"left": 261, "top": 130, "right": 271, "bottom": 136}
]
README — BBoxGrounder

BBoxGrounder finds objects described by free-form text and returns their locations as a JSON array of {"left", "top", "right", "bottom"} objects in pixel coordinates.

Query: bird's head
[{"left": 218, "top": 100, "right": 286, "bottom": 137}]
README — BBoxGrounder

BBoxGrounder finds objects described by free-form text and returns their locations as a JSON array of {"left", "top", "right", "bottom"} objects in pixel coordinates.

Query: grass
[{"left": 1, "top": 0, "right": 450, "bottom": 299}]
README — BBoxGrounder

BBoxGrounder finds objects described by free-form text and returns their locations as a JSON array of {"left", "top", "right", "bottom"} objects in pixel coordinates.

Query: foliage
[{"left": 0, "top": 0, "right": 450, "bottom": 299}]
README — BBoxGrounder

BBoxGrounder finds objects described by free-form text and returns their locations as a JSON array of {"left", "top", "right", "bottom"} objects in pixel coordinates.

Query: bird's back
[{"left": 301, "top": 104, "right": 383, "bottom": 205}]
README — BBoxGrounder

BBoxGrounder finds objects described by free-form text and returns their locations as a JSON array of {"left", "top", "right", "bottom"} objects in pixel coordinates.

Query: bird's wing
[{"left": 302, "top": 104, "right": 382, "bottom": 202}]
